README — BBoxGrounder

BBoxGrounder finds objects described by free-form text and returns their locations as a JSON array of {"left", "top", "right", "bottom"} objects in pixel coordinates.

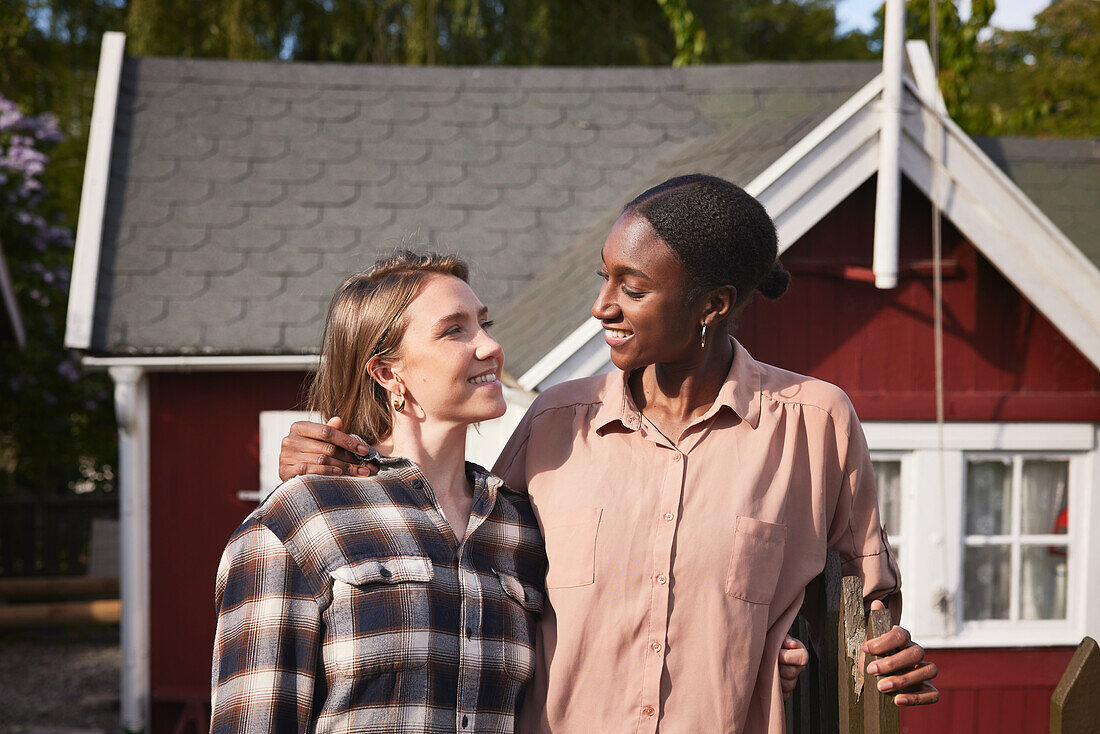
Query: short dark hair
[{"left": 623, "top": 174, "right": 789, "bottom": 310}]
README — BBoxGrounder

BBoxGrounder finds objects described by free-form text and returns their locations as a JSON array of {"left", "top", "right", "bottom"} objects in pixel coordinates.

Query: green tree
[
  {"left": 969, "top": 0, "right": 1100, "bottom": 136},
  {"left": 0, "top": 93, "right": 116, "bottom": 496},
  {"left": 871, "top": 0, "right": 995, "bottom": 128}
]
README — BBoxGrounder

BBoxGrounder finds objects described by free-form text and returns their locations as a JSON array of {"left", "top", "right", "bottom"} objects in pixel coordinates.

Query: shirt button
[
  {"left": 650, "top": 641, "right": 662, "bottom": 654},
  {"left": 663, "top": 512, "right": 674, "bottom": 522},
  {"left": 378, "top": 566, "right": 392, "bottom": 578},
  {"left": 655, "top": 573, "right": 667, "bottom": 585},
  {"left": 461, "top": 714, "right": 469, "bottom": 728},
  {"left": 671, "top": 453, "right": 681, "bottom": 462},
  {"left": 465, "top": 627, "right": 473, "bottom": 639},
  {"left": 642, "top": 705, "right": 655, "bottom": 717},
  {"left": 412, "top": 478, "right": 424, "bottom": 489}
]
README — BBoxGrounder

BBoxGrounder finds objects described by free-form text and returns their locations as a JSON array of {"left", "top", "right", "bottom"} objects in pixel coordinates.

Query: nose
[
  {"left": 591, "top": 279, "right": 620, "bottom": 322},
  {"left": 475, "top": 328, "right": 505, "bottom": 370}
]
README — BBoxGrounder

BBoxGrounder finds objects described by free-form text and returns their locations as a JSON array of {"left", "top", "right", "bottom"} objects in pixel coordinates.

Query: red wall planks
[
  {"left": 148, "top": 370, "right": 309, "bottom": 730},
  {"left": 738, "top": 177, "right": 1100, "bottom": 421},
  {"left": 900, "top": 647, "right": 1075, "bottom": 734}
]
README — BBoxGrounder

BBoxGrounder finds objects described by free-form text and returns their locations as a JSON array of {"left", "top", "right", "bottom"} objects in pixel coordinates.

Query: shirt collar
[
  {"left": 359, "top": 445, "right": 504, "bottom": 494},
  {"left": 593, "top": 336, "right": 761, "bottom": 434}
]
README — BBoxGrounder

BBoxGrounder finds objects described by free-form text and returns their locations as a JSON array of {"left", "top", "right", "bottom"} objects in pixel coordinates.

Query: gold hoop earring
[
  {"left": 392, "top": 393, "right": 406, "bottom": 412},
  {"left": 700, "top": 323, "right": 707, "bottom": 348}
]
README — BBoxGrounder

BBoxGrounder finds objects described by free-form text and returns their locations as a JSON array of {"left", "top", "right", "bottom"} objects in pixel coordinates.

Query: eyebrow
[
  {"left": 601, "top": 255, "right": 652, "bottom": 281},
  {"left": 433, "top": 306, "right": 489, "bottom": 330}
]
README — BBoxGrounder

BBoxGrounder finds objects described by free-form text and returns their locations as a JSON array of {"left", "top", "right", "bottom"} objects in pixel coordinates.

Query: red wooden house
[{"left": 66, "top": 32, "right": 1099, "bottom": 733}]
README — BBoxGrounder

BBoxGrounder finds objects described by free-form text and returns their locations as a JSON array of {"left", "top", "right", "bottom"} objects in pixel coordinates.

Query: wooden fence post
[
  {"left": 1050, "top": 636, "right": 1099, "bottom": 734},
  {"left": 786, "top": 551, "right": 899, "bottom": 734},
  {"left": 863, "top": 609, "right": 900, "bottom": 733}
]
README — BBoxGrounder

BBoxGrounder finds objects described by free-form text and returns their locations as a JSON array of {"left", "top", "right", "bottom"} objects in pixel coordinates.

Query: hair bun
[{"left": 758, "top": 261, "right": 790, "bottom": 299}]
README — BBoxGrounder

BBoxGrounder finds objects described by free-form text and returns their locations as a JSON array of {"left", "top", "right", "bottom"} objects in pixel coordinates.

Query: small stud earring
[{"left": 700, "top": 323, "right": 708, "bottom": 348}]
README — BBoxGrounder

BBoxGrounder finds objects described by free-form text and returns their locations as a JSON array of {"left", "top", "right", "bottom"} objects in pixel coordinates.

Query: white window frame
[{"left": 863, "top": 421, "right": 1099, "bottom": 649}]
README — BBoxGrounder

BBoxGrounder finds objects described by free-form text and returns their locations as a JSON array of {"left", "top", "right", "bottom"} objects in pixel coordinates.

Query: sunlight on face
[{"left": 395, "top": 274, "right": 507, "bottom": 427}]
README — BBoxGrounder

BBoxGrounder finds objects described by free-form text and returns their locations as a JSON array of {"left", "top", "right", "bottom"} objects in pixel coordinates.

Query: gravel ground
[{"left": 0, "top": 626, "right": 120, "bottom": 734}]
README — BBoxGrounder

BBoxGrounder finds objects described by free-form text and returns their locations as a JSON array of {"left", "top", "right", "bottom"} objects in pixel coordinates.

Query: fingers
[
  {"left": 290, "top": 419, "right": 368, "bottom": 455},
  {"left": 863, "top": 623, "right": 911, "bottom": 656},
  {"left": 894, "top": 681, "right": 940, "bottom": 706},
  {"left": 876, "top": 659, "right": 938, "bottom": 695},
  {"left": 870, "top": 599, "right": 886, "bottom": 612},
  {"left": 778, "top": 637, "right": 809, "bottom": 672},
  {"left": 781, "top": 675, "right": 797, "bottom": 699}
]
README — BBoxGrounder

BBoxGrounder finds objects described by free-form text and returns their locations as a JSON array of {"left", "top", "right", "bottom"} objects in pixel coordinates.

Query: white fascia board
[
  {"left": 898, "top": 85, "right": 1100, "bottom": 369},
  {"left": 0, "top": 237, "right": 26, "bottom": 348},
  {"left": 517, "top": 317, "right": 604, "bottom": 391},
  {"left": 65, "top": 32, "right": 126, "bottom": 350},
  {"left": 904, "top": 40, "right": 946, "bottom": 114},
  {"left": 81, "top": 354, "right": 319, "bottom": 372},
  {"left": 863, "top": 421, "right": 1097, "bottom": 452}
]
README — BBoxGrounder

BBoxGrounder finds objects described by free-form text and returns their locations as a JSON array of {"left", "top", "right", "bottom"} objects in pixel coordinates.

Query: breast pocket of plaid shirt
[
  {"left": 493, "top": 570, "right": 544, "bottom": 681},
  {"left": 724, "top": 516, "right": 787, "bottom": 605},
  {"left": 328, "top": 555, "right": 434, "bottom": 674},
  {"left": 540, "top": 506, "right": 602, "bottom": 589}
]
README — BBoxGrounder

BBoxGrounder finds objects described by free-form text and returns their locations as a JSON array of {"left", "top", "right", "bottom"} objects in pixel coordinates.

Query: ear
[
  {"left": 700, "top": 285, "right": 736, "bottom": 327},
  {"left": 366, "top": 355, "right": 404, "bottom": 396}
]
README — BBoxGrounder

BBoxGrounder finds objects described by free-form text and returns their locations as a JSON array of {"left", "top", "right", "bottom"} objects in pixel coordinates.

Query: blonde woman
[{"left": 210, "top": 252, "right": 546, "bottom": 733}]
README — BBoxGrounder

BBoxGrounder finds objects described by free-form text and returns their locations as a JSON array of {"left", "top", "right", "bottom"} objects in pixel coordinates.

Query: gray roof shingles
[
  {"left": 92, "top": 57, "right": 882, "bottom": 371},
  {"left": 974, "top": 136, "right": 1100, "bottom": 272}
]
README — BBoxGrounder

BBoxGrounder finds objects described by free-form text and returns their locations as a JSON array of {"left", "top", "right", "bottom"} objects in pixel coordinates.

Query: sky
[{"left": 834, "top": 0, "right": 1053, "bottom": 33}]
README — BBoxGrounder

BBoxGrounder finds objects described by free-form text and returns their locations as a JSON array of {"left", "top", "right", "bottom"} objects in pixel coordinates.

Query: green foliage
[
  {"left": 968, "top": 0, "right": 1100, "bottom": 136},
  {"left": 871, "top": 0, "right": 995, "bottom": 127},
  {"left": 0, "top": 93, "right": 116, "bottom": 496},
  {"left": 871, "top": 0, "right": 1098, "bottom": 137},
  {"left": 657, "top": 0, "right": 707, "bottom": 66}
]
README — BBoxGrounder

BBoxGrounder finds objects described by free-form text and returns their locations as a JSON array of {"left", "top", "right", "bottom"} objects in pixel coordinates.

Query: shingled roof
[
  {"left": 73, "top": 51, "right": 1099, "bottom": 377},
  {"left": 975, "top": 136, "right": 1100, "bottom": 271},
  {"left": 79, "top": 55, "right": 878, "bottom": 370}
]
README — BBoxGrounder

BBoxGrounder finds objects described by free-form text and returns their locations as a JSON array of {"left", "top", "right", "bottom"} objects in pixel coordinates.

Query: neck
[
  {"left": 377, "top": 417, "right": 470, "bottom": 498},
  {"left": 633, "top": 334, "right": 734, "bottom": 422}
]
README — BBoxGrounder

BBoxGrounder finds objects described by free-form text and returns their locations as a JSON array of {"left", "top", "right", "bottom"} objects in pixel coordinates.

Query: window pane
[
  {"left": 873, "top": 460, "right": 902, "bottom": 534},
  {"left": 1021, "top": 460, "right": 1069, "bottom": 535},
  {"left": 963, "top": 545, "right": 1011, "bottom": 620},
  {"left": 966, "top": 460, "right": 1012, "bottom": 535},
  {"left": 1020, "top": 546, "right": 1068, "bottom": 620}
]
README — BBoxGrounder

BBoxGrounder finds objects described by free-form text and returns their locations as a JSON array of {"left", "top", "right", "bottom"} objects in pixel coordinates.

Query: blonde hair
[{"left": 308, "top": 250, "right": 470, "bottom": 444}]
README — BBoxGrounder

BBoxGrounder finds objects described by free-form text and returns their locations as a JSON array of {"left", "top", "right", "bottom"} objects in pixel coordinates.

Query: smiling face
[
  {"left": 592, "top": 213, "right": 701, "bottom": 372},
  {"left": 386, "top": 274, "right": 506, "bottom": 427}
]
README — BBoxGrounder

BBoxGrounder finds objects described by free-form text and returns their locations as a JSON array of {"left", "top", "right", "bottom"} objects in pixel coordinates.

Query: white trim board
[
  {"left": 65, "top": 32, "right": 126, "bottom": 350},
  {"left": 81, "top": 354, "right": 319, "bottom": 372},
  {"left": 524, "top": 45, "right": 1100, "bottom": 389}
]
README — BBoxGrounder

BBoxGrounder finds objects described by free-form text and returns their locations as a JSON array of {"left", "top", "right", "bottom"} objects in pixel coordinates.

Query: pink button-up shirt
[{"left": 496, "top": 338, "right": 900, "bottom": 733}]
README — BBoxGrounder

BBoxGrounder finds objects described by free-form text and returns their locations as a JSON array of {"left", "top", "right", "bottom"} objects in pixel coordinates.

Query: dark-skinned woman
[{"left": 278, "top": 175, "right": 938, "bottom": 732}]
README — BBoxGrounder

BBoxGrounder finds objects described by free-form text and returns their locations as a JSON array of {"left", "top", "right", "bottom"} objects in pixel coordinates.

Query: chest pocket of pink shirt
[
  {"left": 541, "top": 506, "right": 602, "bottom": 589},
  {"left": 725, "top": 516, "right": 787, "bottom": 605}
]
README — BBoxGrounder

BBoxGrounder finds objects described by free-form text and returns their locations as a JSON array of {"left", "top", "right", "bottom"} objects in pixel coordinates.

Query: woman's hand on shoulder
[
  {"left": 863, "top": 600, "right": 939, "bottom": 706},
  {"left": 278, "top": 416, "right": 376, "bottom": 481}
]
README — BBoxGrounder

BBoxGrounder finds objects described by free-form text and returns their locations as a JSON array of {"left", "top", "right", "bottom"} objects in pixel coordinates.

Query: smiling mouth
[
  {"left": 604, "top": 327, "right": 633, "bottom": 341},
  {"left": 467, "top": 371, "right": 499, "bottom": 385}
]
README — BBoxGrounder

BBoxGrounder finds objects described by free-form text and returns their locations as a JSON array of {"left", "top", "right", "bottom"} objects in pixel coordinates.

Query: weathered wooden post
[
  {"left": 1050, "top": 636, "right": 1099, "bottom": 734},
  {"left": 786, "top": 551, "right": 899, "bottom": 734}
]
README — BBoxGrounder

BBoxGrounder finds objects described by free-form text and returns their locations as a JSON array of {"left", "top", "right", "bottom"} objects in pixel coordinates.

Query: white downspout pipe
[
  {"left": 873, "top": 0, "right": 905, "bottom": 289},
  {"left": 110, "top": 366, "right": 151, "bottom": 733}
]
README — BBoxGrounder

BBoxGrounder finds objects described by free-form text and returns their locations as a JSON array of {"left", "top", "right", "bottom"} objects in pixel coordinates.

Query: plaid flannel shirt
[{"left": 211, "top": 451, "right": 546, "bottom": 734}]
